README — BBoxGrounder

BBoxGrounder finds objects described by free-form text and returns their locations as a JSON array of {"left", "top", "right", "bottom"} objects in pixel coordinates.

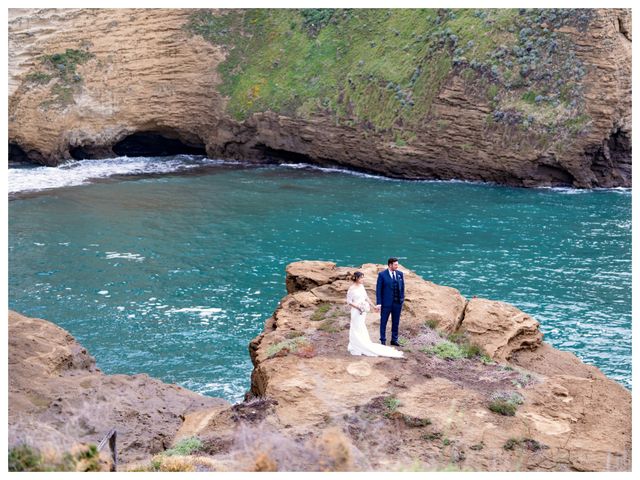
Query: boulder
[{"left": 460, "top": 298, "right": 544, "bottom": 361}]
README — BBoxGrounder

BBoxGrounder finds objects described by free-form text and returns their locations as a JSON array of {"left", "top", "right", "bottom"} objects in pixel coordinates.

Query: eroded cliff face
[
  {"left": 8, "top": 263, "right": 631, "bottom": 471},
  {"left": 8, "top": 8, "right": 631, "bottom": 187},
  {"left": 236, "top": 261, "right": 630, "bottom": 471},
  {"left": 8, "top": 9, "right": 226, "bottom": 164},
  {"left": 7, "top": 310, "right": 228, "bottom": 464}
]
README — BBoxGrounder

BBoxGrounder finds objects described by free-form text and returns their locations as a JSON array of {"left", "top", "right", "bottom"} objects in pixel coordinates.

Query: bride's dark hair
[{"left": 351, "top": 271, "right": 364, "bottom": 282}]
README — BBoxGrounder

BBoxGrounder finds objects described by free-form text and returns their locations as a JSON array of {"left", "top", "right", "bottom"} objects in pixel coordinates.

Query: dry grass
[{"left": 232, "top": 422, "right": 356, "bottom": 471}]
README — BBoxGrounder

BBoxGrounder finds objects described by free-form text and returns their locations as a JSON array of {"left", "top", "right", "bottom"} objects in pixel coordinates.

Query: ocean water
[{"left": 8, "top": 156, "right": 632, "bottom": 401}]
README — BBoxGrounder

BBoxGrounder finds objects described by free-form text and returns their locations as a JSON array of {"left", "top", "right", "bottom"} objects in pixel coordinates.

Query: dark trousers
[{"left": 380, "top": 302, "right": 402, "bottom": 343}]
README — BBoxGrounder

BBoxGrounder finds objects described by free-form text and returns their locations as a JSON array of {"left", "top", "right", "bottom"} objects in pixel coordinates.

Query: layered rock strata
[{"left": 8, "top": 8, "right": 631, "bottom": 188}]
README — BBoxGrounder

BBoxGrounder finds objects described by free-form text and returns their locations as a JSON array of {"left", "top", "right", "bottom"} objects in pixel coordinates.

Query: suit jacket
[{"left": 376, "top": 269, "right": 405, "bottom": 306}]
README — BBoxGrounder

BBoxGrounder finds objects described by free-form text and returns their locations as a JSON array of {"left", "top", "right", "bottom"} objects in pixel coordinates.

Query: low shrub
[
  {"left": 488, "top": 392, "right": 522, "bottom": 416},
  {"left": 285, "top": 330, "right": 305, "bottom": 339},
  {"left": 421, "top": 340, "right": 464, "bottom": 360},
  {"left": 424, "top": 319, "right": 439, "bottom": 329},
  {"left": 265, "top": 337, "right": 311, "bottom": 358},
  {"left": 8, "top": 445, "right": 43, "bottom": 472},
  {"left": 8, "top": 443, "right": 104, "bottom": 472},
  {"left": 421, "top": 334, "right": 487, "bottom": 361},
  {"left": 422, "top": 431, "right": 442, "bottom": 441},
  {"left": 25, "top": 71, "right": 53, "bottom": 84},
  {"left": 318, "top": 319, "right": 339, "bottom": 333},
  {"left": 384, "top": 396, "right": 401, "bottom": 412},
  {"left": 311, "top": 303, "right": 331, "bottom": 321},
  {"left": 503, "top": 438, "right": 520, "bottom": 450},
  {"left": 163, "top": 437, "right": 203, "bottom": 457},
  {"left": 503, "top": 437, "right": 547, "bottom": 451},
  {"left": 41, "top": 48, "right": 94, "bottom": 81},
  {"left": 402, "top": 414, "right": 431, "bottom": 427}
]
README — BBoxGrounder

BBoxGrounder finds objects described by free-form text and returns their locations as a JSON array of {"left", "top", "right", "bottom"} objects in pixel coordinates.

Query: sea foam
[{"left": 8, "top": 155, "right": 239, "bottom": 195}]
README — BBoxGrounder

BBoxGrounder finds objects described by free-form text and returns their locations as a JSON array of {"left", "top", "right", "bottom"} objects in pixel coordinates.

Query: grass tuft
[
  {"left": 488, "top": 391, "right": 523, "bottom": 416},
  {"left": 424, "top": 319, "right": 439, "bottom": 329},
  {"left": 163, "top": 437, "right": 203, "bottom": 457},
  {"left": 8, "top": 443, "right": 104, "bottom": 472},
  {"left": 25, "top": 72, "right": 53, "bottom": 84},
  {"left": 384, "top": 396, "right": 401, "bottom": 412},
  {"left": 266, "top": 336, "right": 312, "bottom": 358},
  {"left": 311, "top": 302, "right": 332, "bottom": 321},
  {"left": 503, "top": 437, "right": 547, "bottom": 451}
]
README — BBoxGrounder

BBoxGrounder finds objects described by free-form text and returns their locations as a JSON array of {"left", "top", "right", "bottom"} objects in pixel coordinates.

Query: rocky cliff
[
  {"left": 8, "top": 262, "right": 631, "bottom": 471},
  {"left": 7, "top": 310, "right": 228, "bottom": 466},
  {"left": 8, "top": 8, "right": 631, "bottom": 188}
]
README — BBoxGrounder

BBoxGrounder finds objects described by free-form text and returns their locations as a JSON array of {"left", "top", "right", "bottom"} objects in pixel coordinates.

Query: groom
[{"left": 376, "top": 257, "right": 404, "bottom": 346}]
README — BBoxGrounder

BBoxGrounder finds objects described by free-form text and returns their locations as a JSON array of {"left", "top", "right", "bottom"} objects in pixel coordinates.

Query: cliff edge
[
  {"left": 8, "top": 262, "right": 631, "bottom": 471},
  {"left": 7, "top": 310, "right": 228, "bottom": 465}
]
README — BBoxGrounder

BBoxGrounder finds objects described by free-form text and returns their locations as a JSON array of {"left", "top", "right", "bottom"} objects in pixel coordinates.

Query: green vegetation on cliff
[
  {"left": 27, "top": 48, "right": 95, "bottom": 109},
  {"left": 9, "top": 443, "right": 103, "bottom": 472},
  {"left": 185, "top": 8, "right": 594, "bottom": 145}
]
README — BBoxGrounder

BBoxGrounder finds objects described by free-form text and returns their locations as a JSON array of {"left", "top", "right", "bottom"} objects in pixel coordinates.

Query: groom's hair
[{"left": 387, "top": 257, "right": 398, "bottom": 266}]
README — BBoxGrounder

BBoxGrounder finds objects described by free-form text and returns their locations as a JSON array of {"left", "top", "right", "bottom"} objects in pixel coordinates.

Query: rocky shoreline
[
  {"left": 8, "top": 9, "right": 631, "bottom": 188},
  {"left": 8, "top": 261, "right": 631, "bottom": 471}
]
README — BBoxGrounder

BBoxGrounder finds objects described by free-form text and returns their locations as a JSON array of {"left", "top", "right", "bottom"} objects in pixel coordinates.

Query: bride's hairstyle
[{"left": 351, "top": 271, "right": 364, "bottom": 282}]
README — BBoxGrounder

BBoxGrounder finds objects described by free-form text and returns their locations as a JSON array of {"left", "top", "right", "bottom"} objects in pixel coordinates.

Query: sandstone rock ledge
[
  {"left": 9, "top": 262, "right": 631, "bottom": 471},
  {"left": 7, "top": 310, "right": 228, "bottom": 465},
  {"left": 242, "top": 261, "right": 630, "bottom": 471}
]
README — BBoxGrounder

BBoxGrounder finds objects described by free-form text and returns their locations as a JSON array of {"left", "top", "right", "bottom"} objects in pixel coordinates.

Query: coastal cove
[{"left": 8, "top": 157, "right": 631, "bottom": 402}]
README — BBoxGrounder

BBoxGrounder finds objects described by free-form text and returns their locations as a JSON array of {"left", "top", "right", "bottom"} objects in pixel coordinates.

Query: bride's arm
[
  {"left": 365, "top": 289, "right": 375, "bottom": 306},
  {"left": 365, "top": 290, "right": 380, "bottom": 311},
  {"left": 346, "top": 287, "right": 363, "bottom": 312}
]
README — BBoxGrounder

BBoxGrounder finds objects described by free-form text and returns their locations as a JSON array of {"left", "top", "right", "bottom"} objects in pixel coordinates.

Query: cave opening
[
  {"left": 585, "top": 127, "right": 631, "bottom": 187},
  {"left": 112, "top": 132, "right": 207, "bottom": 157},
  {"left": 69, "top": 145, "right": 94, "bottom": 160},
  {"left": 255, "top": 144, "right": 314, "bottom": 165},
  {"left": 8, "top": 143, "right": 33, "bottom": 166}
]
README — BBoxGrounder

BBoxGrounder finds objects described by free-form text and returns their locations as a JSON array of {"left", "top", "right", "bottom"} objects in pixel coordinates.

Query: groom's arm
[{"left": 376, "top": 272, "right": 382, "bottom": 305}]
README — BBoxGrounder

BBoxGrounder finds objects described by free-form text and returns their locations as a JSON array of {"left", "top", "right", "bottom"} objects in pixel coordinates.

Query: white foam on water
[
  {"left": 11, "top": 155, "right": 630, "bottom": 195},
  {"left": 8, "top": 155, "right": 243, "bottom": 195},
  {"left": 166, "top": 306, "right": 224, "bottom": 318},
  {"left": 540, "top": 186, "right": 631, "bottom": 195},
  {"left": 279, "top": 162, "right": 393, "bottom": 180},
  {"left": 105, "top": 251, "right": 145, "bottom": 262}
]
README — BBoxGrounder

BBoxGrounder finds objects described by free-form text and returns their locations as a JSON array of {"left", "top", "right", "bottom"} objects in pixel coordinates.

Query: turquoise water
[{"left": 8, "top": 161, "right": 632, "bottom": 401}]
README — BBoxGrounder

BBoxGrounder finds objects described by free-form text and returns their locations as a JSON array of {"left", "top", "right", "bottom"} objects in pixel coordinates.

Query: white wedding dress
[{"left": 346, "top": 284, "right": 404, "bottom": 358}]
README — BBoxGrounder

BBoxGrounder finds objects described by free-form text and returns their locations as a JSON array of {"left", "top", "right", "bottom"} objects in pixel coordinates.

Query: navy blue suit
[{"left": 376, "top": 269, "right": 404, "bottom": 344}]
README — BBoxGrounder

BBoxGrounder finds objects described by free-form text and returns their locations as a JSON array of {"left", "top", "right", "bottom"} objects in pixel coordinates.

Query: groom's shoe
[
  {"left": 390, "top": 341, "right": 401, "bottom": 346},
  {"left": 380, "top": 340, "right": 386, "bottom": 345}
]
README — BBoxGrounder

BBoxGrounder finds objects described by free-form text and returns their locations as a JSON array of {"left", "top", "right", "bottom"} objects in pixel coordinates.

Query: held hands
[{"left": 374, "top": 304, "right": 381, "bottom": 312}]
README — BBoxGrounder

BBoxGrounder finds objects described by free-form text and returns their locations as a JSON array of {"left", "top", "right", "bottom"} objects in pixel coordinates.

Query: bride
[{"left": 346, "top": 271, "right": 404, "bottom": 358}]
